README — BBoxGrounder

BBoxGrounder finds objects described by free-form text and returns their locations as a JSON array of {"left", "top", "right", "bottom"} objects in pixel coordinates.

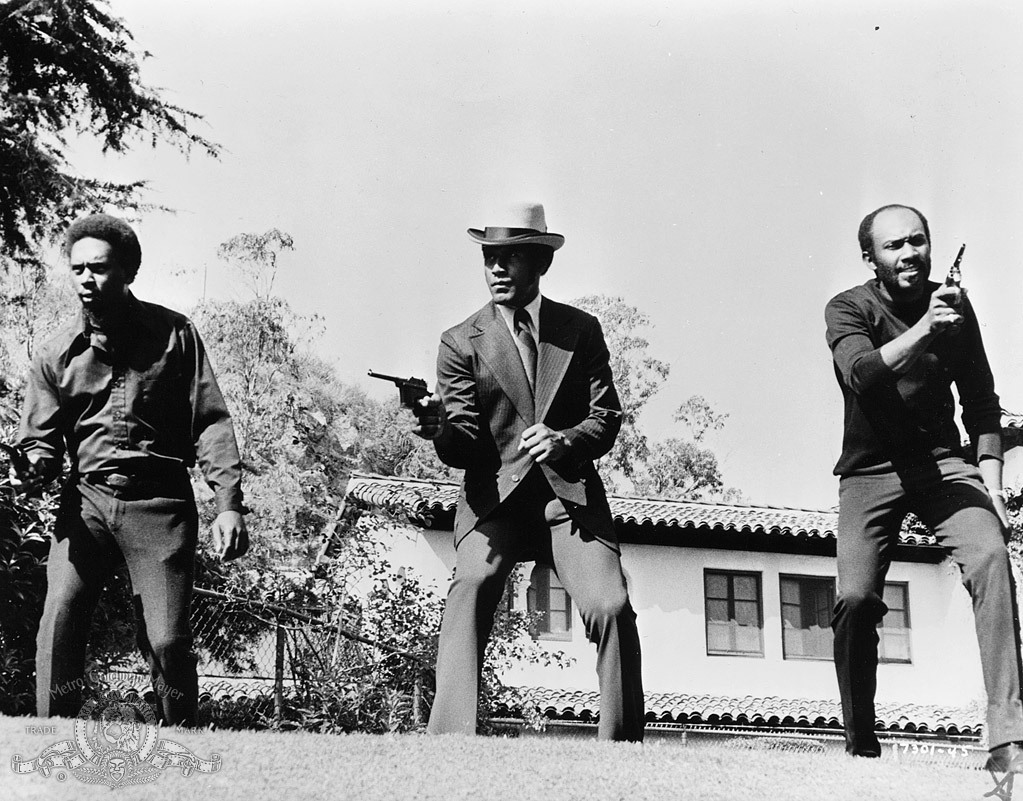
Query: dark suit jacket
[{"left": 434, "top": 298, "right": 622, "bottom": 546}]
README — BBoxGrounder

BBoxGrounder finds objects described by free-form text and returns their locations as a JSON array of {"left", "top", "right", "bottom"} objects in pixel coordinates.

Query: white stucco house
[{"left": 342, "top": 411, "right": 1023, "bottom": 747}]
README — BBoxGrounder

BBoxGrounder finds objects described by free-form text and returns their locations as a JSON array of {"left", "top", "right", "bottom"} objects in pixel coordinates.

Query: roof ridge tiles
[{"left": 349, "top": 473, "right": 838, "bottom": 516}]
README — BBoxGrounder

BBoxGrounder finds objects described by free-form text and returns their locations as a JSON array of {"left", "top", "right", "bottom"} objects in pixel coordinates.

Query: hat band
[{"left": 483, "top": 227, "right": 544, "bottom": 239}]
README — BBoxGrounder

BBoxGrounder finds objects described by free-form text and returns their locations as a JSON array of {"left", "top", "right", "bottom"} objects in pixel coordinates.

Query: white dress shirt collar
[{"left": 496, "top": 293, "right": 542, "bottom": 337}]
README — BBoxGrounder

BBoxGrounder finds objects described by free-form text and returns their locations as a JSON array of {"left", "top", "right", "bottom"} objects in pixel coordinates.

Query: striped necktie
[{"left": 513, "top": 307, "right": 537, "bottom": 392}]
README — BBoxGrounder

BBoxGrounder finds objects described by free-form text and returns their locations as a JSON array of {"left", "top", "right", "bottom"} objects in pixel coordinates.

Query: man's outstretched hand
[
  {"left": 5, "top": 448, "right": 51, "bottom": 496},
  {"left": 211, "top": 511, "right": 248, "bottom": 561}
]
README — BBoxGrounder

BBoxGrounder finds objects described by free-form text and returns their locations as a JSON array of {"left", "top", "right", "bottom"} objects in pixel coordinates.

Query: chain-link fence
[{"left": 103, "top": 585, "right": 433, "bottom": 731}]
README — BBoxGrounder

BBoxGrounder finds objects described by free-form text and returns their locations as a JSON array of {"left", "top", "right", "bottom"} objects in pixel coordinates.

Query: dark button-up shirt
[{"left": 18, "top": 294, "right": 244, "bottom": 513}]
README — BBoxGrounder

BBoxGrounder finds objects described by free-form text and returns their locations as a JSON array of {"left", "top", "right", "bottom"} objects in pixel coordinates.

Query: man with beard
[
  {"left": 825, "top": 204, "right": 1022, "bottom": 770},
  {"left": 12, "top": 213, "right": 247, "bottom": 725}
]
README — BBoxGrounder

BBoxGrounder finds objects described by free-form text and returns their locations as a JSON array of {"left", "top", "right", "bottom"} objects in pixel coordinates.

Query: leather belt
[{"left": 82, "top": 465, "right": 189, "bottom": 498}]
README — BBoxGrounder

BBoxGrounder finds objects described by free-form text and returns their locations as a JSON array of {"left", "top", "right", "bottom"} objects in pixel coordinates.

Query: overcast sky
[{"left": 70, "top": 0, "right": 1023, "bottom": 509}]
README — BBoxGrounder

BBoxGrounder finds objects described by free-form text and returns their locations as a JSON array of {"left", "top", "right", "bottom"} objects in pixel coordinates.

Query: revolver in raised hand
[
  {"left": 944, "top": 243, "right": 965, "bottom": 332},
  {"left": 946, "top": 243, "right": 965, "bottom": 293},
  {"left": 368, "top": 371, "right": 431, "bottom": 416}
]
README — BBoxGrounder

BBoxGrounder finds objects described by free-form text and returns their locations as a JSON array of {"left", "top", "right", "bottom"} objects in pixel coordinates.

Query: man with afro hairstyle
[{"left": 12, "top": 213, "right": 248, "bottom": 725}]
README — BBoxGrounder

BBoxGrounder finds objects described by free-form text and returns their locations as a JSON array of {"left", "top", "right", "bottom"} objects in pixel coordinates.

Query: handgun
[
  {"left": 368, "top": 371, "right": 431, "bottom": 415},
  {"left": 946, "top": 243, "right": 965, "bottom": 290},
  {"left": 944, "top": 243, "right": 965, "bottom": 333}
]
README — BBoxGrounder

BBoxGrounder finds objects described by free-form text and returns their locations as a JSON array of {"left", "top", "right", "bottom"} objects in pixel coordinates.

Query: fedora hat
[{"left": 467, "top": 202, "right": 564, "bottom": 250}]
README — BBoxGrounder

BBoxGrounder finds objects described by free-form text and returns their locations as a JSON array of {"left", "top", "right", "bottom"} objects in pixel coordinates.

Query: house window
[
  {"left": 704, "top": 570, "right": 763, "bottom": 656},
  {"left": 526, "top": 565, "right": 572, "bottom": 641},
  {"left": 780, "top": 575, "right": 835, "bottom": 660},
  {"left": 878, "top": 582, "right": 912, "bottom": 663}
]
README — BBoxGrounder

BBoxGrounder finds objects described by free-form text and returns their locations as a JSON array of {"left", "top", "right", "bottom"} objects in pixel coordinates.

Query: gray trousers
[
  {"left": 833, "top": 457, "right": 1023, "bottom": 754},
  {"left": 428, "top": 472, "right": 644, "bottom": 741},
  {"left": 35, "top": 476, "right": 199, "bottom": 724}
]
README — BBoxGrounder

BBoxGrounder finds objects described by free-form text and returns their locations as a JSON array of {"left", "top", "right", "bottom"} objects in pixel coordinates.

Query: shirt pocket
[{"left": 134, "top": 370, "right": 185, "bottom": 433}]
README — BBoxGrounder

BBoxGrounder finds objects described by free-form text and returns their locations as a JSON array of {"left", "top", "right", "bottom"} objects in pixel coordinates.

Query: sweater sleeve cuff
[{"left": 214, "top": 487, "right": 246, "bottom": 515}]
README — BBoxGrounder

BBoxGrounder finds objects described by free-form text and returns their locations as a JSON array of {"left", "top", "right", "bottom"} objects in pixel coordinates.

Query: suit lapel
[
  {"left": 535, "top": 300, "right": 579, "bottom": 422},
  {"left": 470, "top": 303, "right": 535, "bottom": 426}
]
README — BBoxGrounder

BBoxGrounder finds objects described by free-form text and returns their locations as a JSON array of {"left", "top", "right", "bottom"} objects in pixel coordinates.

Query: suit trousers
[
  {"left": 832, "top": 457, "right": 1023, "bottom": 754},
  {"left": 427, "top": 470, "right": 645, "bottom": 741},
  {"left": 35, "top": 476, "right": 199, "bottom": 725}
]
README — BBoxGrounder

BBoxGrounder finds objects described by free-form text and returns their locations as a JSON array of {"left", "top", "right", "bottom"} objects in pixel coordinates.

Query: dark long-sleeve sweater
[{"left": 825, "top": 278, "right": 1001, "bottom": 476}]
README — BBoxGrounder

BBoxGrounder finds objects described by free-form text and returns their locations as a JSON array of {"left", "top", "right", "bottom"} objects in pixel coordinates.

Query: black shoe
[{"left": 986, "top": 742, "right": 1023, "bottom": 773}]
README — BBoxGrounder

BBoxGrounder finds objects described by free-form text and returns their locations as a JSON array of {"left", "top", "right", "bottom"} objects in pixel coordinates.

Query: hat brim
[{"left": 467, "top": 228, "right": 564, "bottom": 250}]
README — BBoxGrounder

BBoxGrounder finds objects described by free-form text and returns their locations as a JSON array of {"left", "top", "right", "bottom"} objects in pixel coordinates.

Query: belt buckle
[{"left": 104, "top": 473, "right": 132, "bottom": 490}]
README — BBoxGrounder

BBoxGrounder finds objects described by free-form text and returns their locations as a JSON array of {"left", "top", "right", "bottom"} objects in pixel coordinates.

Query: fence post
[
  {"left": 412, "top": 666, "right": 423, "bottom": 728},
  {"left": 275, "top": 618, "right": 285, "bottom": 726}
]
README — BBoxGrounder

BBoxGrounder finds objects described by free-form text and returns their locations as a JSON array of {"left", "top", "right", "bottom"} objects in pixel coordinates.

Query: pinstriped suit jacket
[{"left": 434, "top": 298, "right": 622, "bottom": 546}]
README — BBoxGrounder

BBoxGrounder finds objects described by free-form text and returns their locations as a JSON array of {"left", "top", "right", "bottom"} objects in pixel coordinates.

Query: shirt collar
[
  {"left": 496, "top": 293, "right": 543, "bottom": 332},
  {"left": 67, "top": 292, "right": 143, "bottom": 359}
]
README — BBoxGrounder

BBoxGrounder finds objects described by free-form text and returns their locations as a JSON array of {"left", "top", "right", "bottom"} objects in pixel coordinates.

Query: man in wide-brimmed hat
[{"left": 414, "top": 202, "right": 645, "bottom": 741}]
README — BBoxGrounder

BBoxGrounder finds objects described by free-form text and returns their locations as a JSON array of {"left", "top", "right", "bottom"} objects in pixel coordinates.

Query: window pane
[
  {"left": 781, "top": 601, "right": 803, "bottom": 629},
  {"left": 734, "top": 600, "right": 759, "bottom": 627},
  {"left": 879, "top": 583, "right": 911, "bottom": 663},
  {"left": 783, "top": 627, "right": 804, "bottom": 657},
  {"left": 706, "top": 599, "right": 729, "bottom": 623},
  {"left": 780, "top": 578, "right": 800, "bottom": 606},
  {"left": 782, "top": 577, "right": 835, "bottom": 660},
  {"left": 734, "top": 624, "right": 762, "bottom": 654},
  {"left": 548, "top": 609, "right": 570, "bottom": 633},
  {"left": 804, "top": 624, "right": 833, "bottom": 659},
  {"left": 881, "top": 629, "right": 911, "bottom": 662},
  {"left": 733, "top": 575, "right": 758, "bottom": 601},
  {"left": 884, "top": 608, "right": 907, "bottom": 628},
  {"left": 528, "top": 566, "right": 571, "bottom": 637},
  {"left": 707, "top": 621, "right": 733, "bottom": 652},
  {"left": 706, "top": 573, "right": 728, "bottom": 599},
  {"left": 883, "top": 583, "right": 906, "bottom": 613}
]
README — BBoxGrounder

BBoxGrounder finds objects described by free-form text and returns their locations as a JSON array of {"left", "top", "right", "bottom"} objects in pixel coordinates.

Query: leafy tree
[
  {"left": 572, "top": 295, "right": 668, "bottom": 483},
  {"left": 1006, "top": 488, "right": 1022, "bottom": 574},
  {"left": 0, "top": 398, "right": 50, "bottom": 713},
  {"left": 356, "top": 398, "right": 455, "bottom": 481},
  {"left": 572, "top": 295, "right": 741, "bottom": 502},
  {"left": 633, "top": 438, "right": 724, "bottom": 500},
  {"left": 0, "top": 0, "right": 219, "bottom": 273}
]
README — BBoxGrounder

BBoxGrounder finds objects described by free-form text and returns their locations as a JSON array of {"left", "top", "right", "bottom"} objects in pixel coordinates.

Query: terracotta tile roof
[
  {"left": 345, "top": 472, "right": 938, "bottom": 548},
  {"left": 105, "top": 671, "right": 284, "bottom": 702},
  {"left": 104, "top": 670, "right": 980, "bottom": 738},
  {"left": 495, "top": 687, "right": 983, "bottom": 738}
]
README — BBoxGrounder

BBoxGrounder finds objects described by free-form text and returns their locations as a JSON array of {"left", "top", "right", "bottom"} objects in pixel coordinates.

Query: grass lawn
[{"left": 1, "top": 715, "right": 1006, "bottom": 801}]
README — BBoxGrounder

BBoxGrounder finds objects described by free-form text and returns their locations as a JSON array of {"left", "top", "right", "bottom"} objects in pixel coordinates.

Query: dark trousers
[
  {"left": 833, "top": 458, "right": 1023, "bottom": 754},
  {"left": 428, "top": 471, "right": 645, "bottom": 741},
  {"left": 35, "top": 476, "right": 199, "bottom": 725}
]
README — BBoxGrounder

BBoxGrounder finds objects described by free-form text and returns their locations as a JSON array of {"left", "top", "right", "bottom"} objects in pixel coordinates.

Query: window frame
[
  {"left": 703, "top": 569, "right": 764, "bottom": 658},
  {"left": 778, "top": 573, "right": 836, "bottom": 662},
  {"left": 878, "top": 581, "right": 912, "bottom": 664},
  {"left": 526, "top": 564, "right": 573, "bottom": 642}
]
